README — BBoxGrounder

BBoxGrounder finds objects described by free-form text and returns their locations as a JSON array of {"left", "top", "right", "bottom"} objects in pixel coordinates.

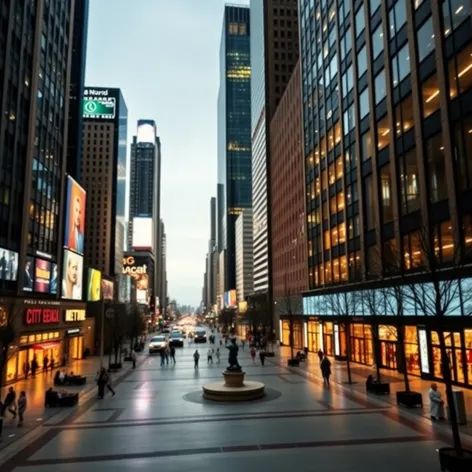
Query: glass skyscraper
[{"left": 217, "top": 4, "right": 252, "bottom": 293}]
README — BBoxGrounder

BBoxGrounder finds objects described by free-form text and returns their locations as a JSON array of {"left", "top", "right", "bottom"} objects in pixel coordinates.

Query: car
[
  {"left": 148, "top": 335, "right": 168, "bottom": 354},
  {"left": 161, "top": 327, "right": 171, "bottom": 334},
  {"left": 169, "top": 331, "right": 185, "bottom": 347},
  {"left": 194, "top": 329, "right": 207, "bottom": 343}
]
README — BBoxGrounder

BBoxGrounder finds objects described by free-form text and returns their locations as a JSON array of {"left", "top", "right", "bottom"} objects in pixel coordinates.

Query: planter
[
  {"left": 396, "top": 391, "right": 423, "bottom": 408},
  {"left": 223, "top": 371, "right": 245, "bottom": 387},
  {"left": 287, "top": 358, "right": 300, "bottom": 367},
  {"left": 438, "top": 447, "right": 472, "bottom": 471},
  {"left": 265, "top": 352, "right": 275, "bottom": 357},
  {"left": 367, "top": 382, "right": 390, "bottom": 395}
]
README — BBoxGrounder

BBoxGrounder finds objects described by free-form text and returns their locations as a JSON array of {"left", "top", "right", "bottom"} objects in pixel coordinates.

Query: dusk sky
[{"left": 86, "top": 0, "right": 249, "bottom": 306}]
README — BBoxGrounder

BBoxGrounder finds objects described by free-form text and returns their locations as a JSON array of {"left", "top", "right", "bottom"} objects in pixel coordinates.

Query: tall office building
[
  {"left": 128, "top": 120, "right": 162, "bottom": 302},
  {"left": 67, "top": 0, "right": 90, "bottom": 181},
  {"left": 235, "top": 209, "right": 254, "bottom": 303},
  {"left": 207, "top": 197, "right": 217, "bottom": 308},
  {"left": 159, "top": 219, "right": 167, "bottom": 314},
  {"left": 81, "top": 87, "right": 128, "bottom": 277},
  {"left": 0, "top": 0, "right": 92, "bottom": 386},
  {"left": 249, "top": 0, "right": 299, "bottom": 298},
  {"left": 217, "top": 5, "right": 252, "bottom": 294},
  {"left": 297, "top": 0, "right": 472, "bottom": 385}
]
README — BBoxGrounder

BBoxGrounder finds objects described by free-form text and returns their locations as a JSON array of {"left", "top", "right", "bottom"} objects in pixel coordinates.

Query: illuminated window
[
  {"left": 395, "top": 95, "right": 414, "bottom": 135},
  {"left": 364, "top": 175, "right": 376, "bottom": 230},
  {"left": 337, "top": 192, "right": 345, "bottom": 211},
  {"left": 453, "top": 117, "right": 472, "bottom": 190},
  {"left": 328, "top": 163, "right": 336, "bottom": 185},
  {"left": 417, "top": 17, "right": 435, "bottom": 62},
  {"left": 403, "top": 232, "right": 424, "bottom": 270},
  {"left": 376, "top": 115, "right": 390, "bottom": 150},
  {"left": 228, "top": 22, "right": 239, "bottom": 35},
  {"left": 380, "top": 164, "right": 393, "bottom": 223},
  {"left": 443, "top": 0, "right": 471, "bottom": 37},
  {"left": 422, "top": 73, "right": 440, "bottom": 118},
  {"left": 324, "top": 230, "right": 331, "bottom": 250},
  {"left": 399, "top": 149, "right": 420, "bottom": 214},
  {"left": 426, "top": 133, "right": 447, "bottom": 203},
  {"left": 448, "top": 44, "right": 472, "bottom": 100}
]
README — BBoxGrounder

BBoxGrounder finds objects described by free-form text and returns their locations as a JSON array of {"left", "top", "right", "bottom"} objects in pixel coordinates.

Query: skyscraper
[
  {"left": 81, "top": 87, "right": 128, "bottom": 276},
  {"left": 249, "top": 0, "right": 299, "bottom": 299},
  {"left": 159, "top": 219, "right": 167, "bottom": 315},
  {"left": 235, "top": 209, "right": 254, "bottom": 302},
  {"left": 217, "top": 5, "right": 252, "bottom": 294}
]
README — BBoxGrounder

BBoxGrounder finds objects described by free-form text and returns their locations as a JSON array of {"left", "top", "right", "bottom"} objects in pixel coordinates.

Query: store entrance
[
  {"left": 432, "top": 331, "right": 465, "bottom": 384},
  {"left": 380, "top": 341, "right": 397, "bottom": 370}
]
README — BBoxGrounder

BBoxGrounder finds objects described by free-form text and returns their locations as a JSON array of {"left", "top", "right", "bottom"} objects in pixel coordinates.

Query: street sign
[{"left": 105, "top": 308, "right": 115, "bottom": 319}]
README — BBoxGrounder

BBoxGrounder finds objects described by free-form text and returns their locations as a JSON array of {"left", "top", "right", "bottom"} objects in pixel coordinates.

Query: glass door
[{"left": 381, "top": 341, "right": 397, "bottom": 370}]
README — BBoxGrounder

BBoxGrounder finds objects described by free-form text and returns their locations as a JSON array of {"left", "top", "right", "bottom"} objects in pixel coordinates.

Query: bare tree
[{"left": 402, "top": 224, "right": 472, "bottom": 456}]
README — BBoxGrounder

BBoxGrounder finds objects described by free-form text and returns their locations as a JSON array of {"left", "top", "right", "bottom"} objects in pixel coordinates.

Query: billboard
[
  {"left": 83, "top": 88, "right": 116, "bottom": 120},
  {"left": 102, "top": 279, "right": 114, "bottom": 302},
  {"left": 229, "top": 290, "right": 237, "bottom": 308},
  {"left": 62, "top": 249, "right": 84, "bottom": 300},
  {"left": 132, "top": 217, "right": 153, "bottom": 249},
  {"left": 123, "top": 255, "right": 148, "bottom": 304},
  {"left": 87, "top": 269, "right": 102, "bottom": 301},
  {"left": 117, "top": 275, "right": 132, "bottom": 303},
  {"left": 136, "top": 121, "right": 156, "bottom": 143},
  {"left": 24, "top": 256, "right": 35, "bottom": 292},
  {"left": 64, "top": 176, "right": 86, "bottom": 255},
  {"left": 0, "top": 248, "right": 19, "bottom": 281},
  {"left": 137, "top": 289, "right": 147, "bottom": 304},
  {"left": 50, "top": 263, "right": 58, "bottom": 294},
  {"left": 34, "top": 259, "right": 52, "bottom": 293}
]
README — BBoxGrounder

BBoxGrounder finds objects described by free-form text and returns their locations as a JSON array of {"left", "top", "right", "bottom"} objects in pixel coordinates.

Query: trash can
[{"left": 447, "top": 390, "right": 467, "bottom": 425}]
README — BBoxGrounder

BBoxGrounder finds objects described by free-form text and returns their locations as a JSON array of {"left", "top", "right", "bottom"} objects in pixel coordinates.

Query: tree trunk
[
  {"left": 398, "top": 326, "right": 410, "bottom": 392},
  {"left": 439, "top": 327, "right": 463, "bottom": 455}
]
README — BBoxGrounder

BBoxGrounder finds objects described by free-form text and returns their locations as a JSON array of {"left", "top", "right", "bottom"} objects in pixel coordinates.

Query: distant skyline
[{"left": 85, "top": 0, "right": 249, "bottom": 306}]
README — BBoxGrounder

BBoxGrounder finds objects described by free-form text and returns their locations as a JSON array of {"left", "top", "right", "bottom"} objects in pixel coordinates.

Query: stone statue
[{"left": 226, "top": 338, "right": 242, "bottom": 372}]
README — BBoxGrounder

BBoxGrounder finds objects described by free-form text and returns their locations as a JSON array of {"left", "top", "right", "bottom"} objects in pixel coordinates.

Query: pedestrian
[
  {"left": 131, "top": 349, "right": 137, "bottom": 369},
  {"left": 170, "top": 345, "right": 176, "bottom": 364},
  {"left": 96, "top": 369, "right": 107, "bottom": 399},
  {"left": 207, "top": 348, "right": 213, "bottom": 364},
  {"left": 215, "top": 348, "right": 220, "bottom": 363},
  {"left": 429, "top": 383, "right": 446, "bottom": 421},
  {"left": 193, "top": 349, "right": 200, "bottom": 369},
  {"left": 250, "top": 347, "right": 256, "bottom": 363},
  {"left": 2, "top": 387, "right": 17, "bottom": 418},
  {"left": 43, "top": 355, "right": 49, "bottom": 373},
  {"left": 50, "top": 358, "right": 55, "bottom": 371},
  {"left": 164, "top": 346, "right": 170, "bottom": 365},
  {"left": 219, "top": 339, "right": 223, "bottom": 346},
  {"left": 320, "top": 355, "right": 331, "bottom": 387},
  {"left": 241, "top": 339, "right": 245, "bottom": 350},
  {"left": 317, "top": 349, "right": 323, "bottom": 364},
  {"left": 31, "top": 356, "right": 38, "bottom": 377},
  {"left": 304, "top": 346, "right": 309, "bottom": 360},
  {"left": 17, "top": 391, "right": 27, "bottom": 427},
  {"left": 259, "top": 347, "right": 266, "bottom": 366},
  {"left": 159, "top": 348, "right": 165, "bottom": 366}
]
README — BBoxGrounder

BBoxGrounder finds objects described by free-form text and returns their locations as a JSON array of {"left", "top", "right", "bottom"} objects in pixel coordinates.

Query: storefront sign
[
  {"left": 67, "top": 328, "right": 81, "bottom": 335},
  {"left": 418, "top": 329, "right": 430, "bottom": 374},
  {"left": 25, "top": 308, "right": 60, "bottom": 325},
  {"left": 64, "top": 309, "right": 86, "bottom": 322},
  {"left": 334, "top": 324, "right": 340, "bottom": 356}
]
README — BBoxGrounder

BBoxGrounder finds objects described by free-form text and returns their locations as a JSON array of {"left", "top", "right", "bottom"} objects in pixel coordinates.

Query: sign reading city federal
[
  {"left": 64, "top": 309, "right": 86, "bottom": 322},
  {"left": 83, "top": 88, "right": 116, "bottom": 120},
  {"left": 25, "top": 308, "right": 60, "bottom": 325}
]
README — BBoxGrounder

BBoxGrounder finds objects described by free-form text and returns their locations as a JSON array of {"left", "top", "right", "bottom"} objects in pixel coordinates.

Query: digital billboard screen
[
  {"left": 117, "top": 275, "right": 132, "bottom": 303},
  {"left": 24, "top": 256, "right": 35, "bottom": 292},
  {"left": 64, "top": 176, "right": 86, "bottom": 256},
  {"left": 82, "top": 88, "right": 116, "bottom": 120},
  {"left": 34, "top": 259, "right": 51, "bottom": 293},
  {"left": 102, "top": 279, "right": 114, "bottom": 301},
  {"left": 87, "top": 268, "right": 102, "bottom": 301},
  {"left": 136, "top": 122, "right": 156, "bottom": 143},
  {"left": 0, "top": 247, "right": 19, "bottom": 282},
  {"left": 123, "top": 255, "right": 148, "bottom": 304},
  {"left": 132, "top": 217, "right": 153, "bottom": 249},
  {"left": 61, "top": 249, "right": 84, "bottom": 300},
  {"left": 50, "top": 263, "right": 58, "bottom": 294}
]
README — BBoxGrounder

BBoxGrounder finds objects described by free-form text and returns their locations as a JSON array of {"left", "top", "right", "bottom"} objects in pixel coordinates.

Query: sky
[{"left": 85, "top": 0, "right": 249, "bottom": 307}]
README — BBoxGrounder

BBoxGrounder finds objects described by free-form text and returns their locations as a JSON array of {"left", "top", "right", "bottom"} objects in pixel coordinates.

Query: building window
[
  {"left": 374, "top": 70, "right": 387, "bottom": 104},
  {"left": 342, "top": 66, "right": 354, "bottom": 97},
  {"left": 453, "top": 117, "right": 472, "bottom": 190},
  {"left": 359, "top": 88, "right": 370, "bottom": 119},
  {"left": 417, "top": 17, "right": 435, "bottom": 63},
  {"left": 343, "top": 105, "right": 356, "bottom": 135},
  {"left": 364, "top": 175, "right": 376, "bottom": 230},
  {"left": 399, "top": 149, "right": 421, "bottom": 214},
  {"left": 357, "top": 46, "right": 368, "bottom": 78},
  {"left": 389, "top": 0, "right": 407, "bottom": 39},
  {"left": 426, "top": 133, "right": 447, "bottom": 203},
  {"left": 372, "top": 24, "right": 384, "bottom": 59},
  {"left": 340, "top": 27, "right": 352, "bottom": 60},
  {"left": 228, "top": 22, "right": 239, "bottom": 35},
  {"left": 422, "top": 73, "right": 440, "bottom": 118},
  {"left": 355, "top": 6, "right": 365, "bottom": 37},
  {"left": 448, "top": 43, "right": 472, "bottom": 100},
  {"left": 361, "top": 131, "right": 374, "bottom": 162},
  {"left": 370, "top": 0, "right": 381, "bottom": 15},
  {"left": 436, "top": 221, "right": 454, "bottom": 263},
  {"left": 392, "top": 43, "right": 410, "bottom": 87},
  {"left": 403, "top": 231, "right": 424, "bottom": 270},
  {"left": 443, "top": 0, "right": 471, "bottom": 37},
  {"left": 380, "top": 164, "right": 393, "bottom": 223}
]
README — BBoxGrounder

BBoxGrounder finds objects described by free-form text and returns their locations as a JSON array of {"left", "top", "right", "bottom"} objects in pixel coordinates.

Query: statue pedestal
[{"left": 223, "top": 371, "right": 245, "bottom": 388}]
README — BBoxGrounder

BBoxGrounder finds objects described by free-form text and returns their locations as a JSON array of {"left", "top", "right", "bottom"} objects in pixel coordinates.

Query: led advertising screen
[
  {"left": 137, "top": 289, "right": 147, "bottom": 304},
  {"left": 87, "top": 269, "right": 102, "bottom": 301},
  {"left": 229, "top": 290, "right": 237, "bottom": 308},
  {"left": 0, "top": 247, "right": 19, "bottom": 281},
  {"left": 132, "top": 217, "right": 153, "bottom": 249},
  {"left": 82, "top": 88, "right": 116, "bottom": 120},
  {"left": 136, "top": 121, "right": 156, "bottom": 143},
  {"left": 64, "top": 176, "right": 86, "bottom": 255},
  {"left": 50, "top": 263, "right": 58, "bottom": 294},
  {"left": 102, "top": 279, "right": 114, "bottom": 302},
  {"left": 24, "top": 256, "right": 35, "bottom": 292},
  {"left": 62, "top": 249, "right": 84, "bottom": 300},
  {"left": 117, "top": 275, "right": 132, "bottom": 303},
  {"left": 34, "top": 259, "right": 51, "bottom": 293}
]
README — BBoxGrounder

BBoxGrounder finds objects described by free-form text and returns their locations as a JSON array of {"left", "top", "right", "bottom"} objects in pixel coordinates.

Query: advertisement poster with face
[
  {"left": 23, "top": 256, "right": 35, "bottom": 291},
  {"left": 62, "top": 249, "right": 83, "bottom": 300},
  {"left": 64, "top": 176, "right": 86, "bottom": 255},
  {"left": 35, "top": 259, "right": 51, "bottom": 293},
  {"left": 0, "top": 247, "right": 19, "bottom": 281},
  {"left": 101, "top": 279, "right": 114, "bottom": 302}
]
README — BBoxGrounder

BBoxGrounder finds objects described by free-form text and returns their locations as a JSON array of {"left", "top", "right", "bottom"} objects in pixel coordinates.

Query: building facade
[
  {"left": 249, "top": 0, "right": 300, "bottom": 297},
  {"left": 158, "top": 219, "right": 167, "bottom": 315},
  {"left": 217, "top": 5, "right": 252, "bottom": 293},
  {"left": 235, "top": 209, "right": 254, "bottom": 302},
  {"left": 0, "top": 0, "right": 91, "bottom": 386},
  {"left": 298, "top": 0, "right": 472, "bottom": 388},
  {"left": 81, "top": 87, "right": 128, "bottom": 277},
  {"left": 270, "top": 60, "right": 307, "bottom": 336}
]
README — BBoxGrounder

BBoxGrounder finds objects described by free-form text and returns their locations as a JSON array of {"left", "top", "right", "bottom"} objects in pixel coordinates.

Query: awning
[{"left": 32, "top": 342, "right": 60, "bottom": 351}]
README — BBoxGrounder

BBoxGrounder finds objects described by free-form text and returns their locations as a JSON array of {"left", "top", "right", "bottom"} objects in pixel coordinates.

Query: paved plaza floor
[{"left": 1, "top": 335, "right": 471, "bottom": 471}]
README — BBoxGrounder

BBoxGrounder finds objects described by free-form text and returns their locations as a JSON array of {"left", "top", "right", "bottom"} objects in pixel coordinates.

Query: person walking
[
  {"left": 241, "top": 339, "right": 245, "bottom": 350},
  {"left": 170, "top": 345, "right": 176, "bottom": 364},
  {"left": 96, "top": 368, "right": 107, "bottom": 399},
  {"left": 2, "top": 387, "right": 17, "bottom": 419},
  {"left": 259, "top": 347, "right": 266, "bottom": 366},
  {"left": 193, "top": 349, "right": 200, "bottom": 369},
  {"left": 43, "top": 355, "right": 49, "bottom": 373},
  {"left": 429, "top": 383, "right": 446, "bottom": 421},
  {"left": 164, "top": 346, "right": 170, "bottom": 365},
  {"left": 31, "top": 356, "right": 38, "bottom": 377},
  {"left": 207, "top": 348, "right": 213, "bottom": 364},
  {"left": 250, "top": 347, "right": 256, "bottom": 363},
  {"left": 159, "top": 348, "right": 165, "bottom": 366},
  {"left": 215, "top": 348, "right": 220, "bottom": 364},
  {"left": 17, "top": 391, "right": 27, "bottom": 427},
  {"left": 131, "top": 349, "right": 137, "bottom": 369},
  {"left": 320, "top": 355, "right": 332, "bottom": 387}
]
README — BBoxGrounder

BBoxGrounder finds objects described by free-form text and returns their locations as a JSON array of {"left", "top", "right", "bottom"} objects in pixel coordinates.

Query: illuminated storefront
[
  {"left": 307, "top": 320, "right": 320, "bottom": 352},
  {"left": 281, "top": 320, "right": 303, "bottom": 349}
]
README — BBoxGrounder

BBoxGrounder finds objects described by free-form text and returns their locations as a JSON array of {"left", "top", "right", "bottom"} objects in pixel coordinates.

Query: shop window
[
  {"left": 399, "top": 149, "right": 420, "bottom": 215},
  {"left": 376, "top": 115, "right": 390, "bottom": 150},
  {"left": 379, "top": 325, "right": 398, "bottom": 340},
  {"left": 361, "top": 131, "right": 374, "bottom": 162},
  {"left": 453, "top": 117, "right": 472, "bottom": 191},
  {"left": 417, "top": 17, "right": 435, "bottom": 63},
  {"left": 403, "top": 231, "right": 424, "bottom": 270},
  {"left": 422, "top": 73, "right": 440, "bottom": 118},
  {"left": 404, "top": 326, "right": 421, "bottom": 376},
  {"left": 380, "top": 164, "right": 393, "bottom": 223},
  {"left": 374, "top": 70, "right": 387, "bottom": 105},
  {"left": 364, "top": 174, "right": 376, "bottom": 230},
  {"left": 465, "top": 329, "right": 472, "bottom": 384},
  {"left": 426, "top": 133, "right": 447, "bottom": 202}
]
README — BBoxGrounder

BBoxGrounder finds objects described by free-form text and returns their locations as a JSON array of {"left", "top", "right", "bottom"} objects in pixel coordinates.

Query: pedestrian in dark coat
[{"left": 320, "top": 355, "right": 331, "bottom": 387}]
